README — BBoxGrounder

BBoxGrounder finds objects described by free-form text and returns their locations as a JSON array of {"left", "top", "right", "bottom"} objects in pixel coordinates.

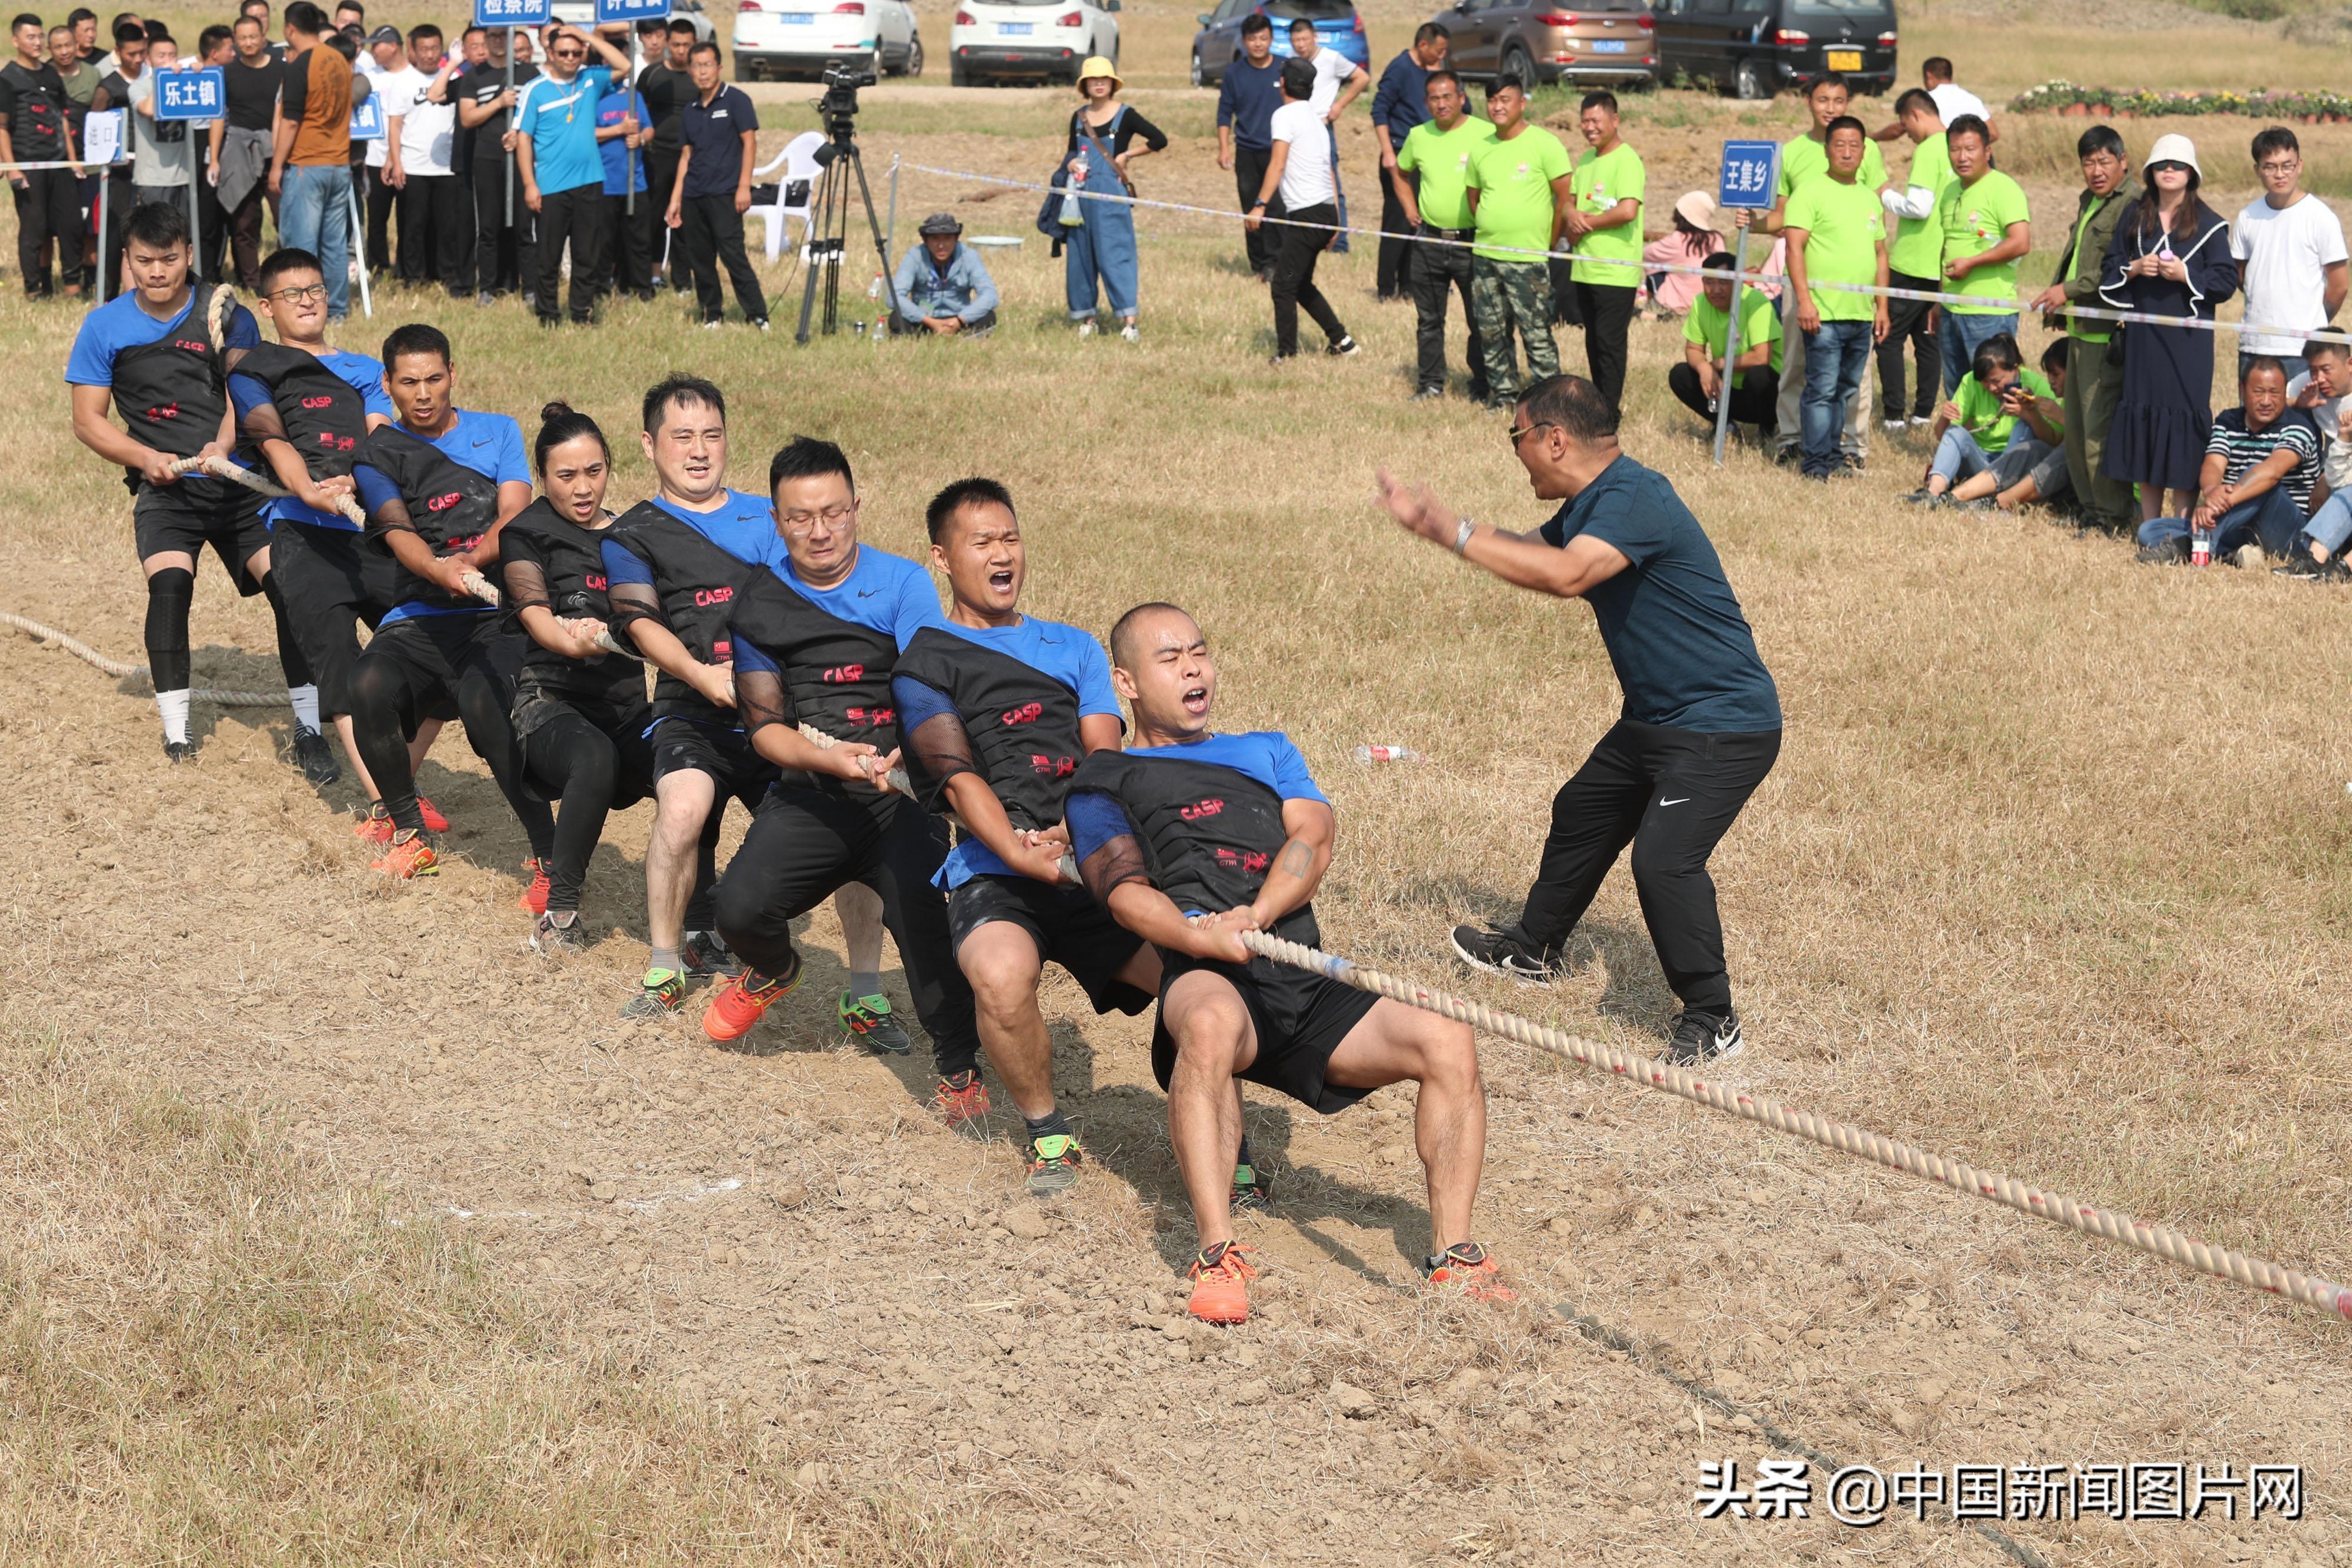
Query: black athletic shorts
[
  {"left": 948, "top": 872, "right": 1152, "bottom": 1017},
  {"left": 1150, "top": 950, "right": 1380, "bottom": 1115},
  {"left": 268, "top": 520, "right": 401, "bottom": 717},
  {"left": 132, "top": 478, "right": 271, "bottom": 596},
  {"left": 356, "top": 609, "right": 527, "bottom": 716},
  {"left": 647, "top": 716, "right": 779, "bottom": 807}
]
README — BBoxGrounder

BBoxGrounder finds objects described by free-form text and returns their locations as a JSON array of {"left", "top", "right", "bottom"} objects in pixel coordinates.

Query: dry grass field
[{"left": 3, "top": 1, "right": 2351, "bottom": 1562}]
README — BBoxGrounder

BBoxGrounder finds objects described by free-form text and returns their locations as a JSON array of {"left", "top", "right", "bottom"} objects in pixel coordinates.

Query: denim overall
[{"left": 1064, "top": 105, "right": 1138, "bottom": 321}]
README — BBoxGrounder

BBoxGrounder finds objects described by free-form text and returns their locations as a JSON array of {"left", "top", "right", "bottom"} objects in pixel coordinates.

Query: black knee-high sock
[
  {"left": 350, "top": 654, "right": 424, "bottom": 831},
  {"left": 143, "top": 566, "right": 195, "bottom": 693},
  {"left": 262, "top": 571, "right": 313, "bottom": 690}
]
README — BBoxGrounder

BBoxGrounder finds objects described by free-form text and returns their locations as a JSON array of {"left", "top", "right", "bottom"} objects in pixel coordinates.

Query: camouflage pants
[{"left": 1472, "top": 258, "right": 1560, "bottom": 402}]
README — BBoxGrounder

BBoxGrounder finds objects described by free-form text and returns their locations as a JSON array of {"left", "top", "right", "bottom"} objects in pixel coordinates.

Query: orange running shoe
[
  {"left": 1186, "top": 1241, "right": 1259, "bottom": 1324},
  {"left": 369, "top": 828, "right": 439, "bottom": 880},
  {"left": 417, "top": 794, "right": 450, "bottom": 833},
  {"left": 1424, "top": 1242, "right": 1516, "bottom": 1303},
  {"left": 353, "top": 803, "right": 395, "bottom": 844},
  {"left": 516, "top": 857, "right": 550, "bottom": 914},
  {"left": 701, "top": 953, "right": 802, "bottom": 1043},
  {"left": 933, "top": 1069, "right": 991, "bottom": 1129}
]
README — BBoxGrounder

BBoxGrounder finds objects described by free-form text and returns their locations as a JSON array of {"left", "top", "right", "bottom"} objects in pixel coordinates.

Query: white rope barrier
[
  {"left": 893, "top": 155, "right": 2341, "bottom": 347},
  {"left": 1236, "top": 930, "right": 2352, "bottom": 1323}
]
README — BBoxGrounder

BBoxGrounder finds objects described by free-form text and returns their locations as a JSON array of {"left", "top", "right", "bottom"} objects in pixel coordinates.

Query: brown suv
[{"left": 1421, "top": 0, "right": 1657, "bottom": 91}]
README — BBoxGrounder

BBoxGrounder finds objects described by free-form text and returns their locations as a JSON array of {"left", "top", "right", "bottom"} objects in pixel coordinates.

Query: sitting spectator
[
  {"left": 1942, "top": 339, "right": 2074, "bottom": 512},
  {"left": 2136, "top": 355, "right": 2319, "bottom": 564},
  {"left": 1666, "top": 250, "right": 1779, "bottom": 441},
  {"left": 890, "top": 212, "right": 998, "bottom": 337},
  {"left": 2275, "top": 335, "right": 2352, "bottom": 581},
  {"left": 1904, "top": 333, "right": 2063, "bottom": 506},
  {"left": 1639, "top": 190, "right": 1719, "bottom": 318}
]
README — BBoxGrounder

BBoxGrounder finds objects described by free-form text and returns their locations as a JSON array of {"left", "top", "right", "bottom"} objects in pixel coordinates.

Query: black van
[{"left": 1652, "top": 0, "right": 1897, "bottom": 99}]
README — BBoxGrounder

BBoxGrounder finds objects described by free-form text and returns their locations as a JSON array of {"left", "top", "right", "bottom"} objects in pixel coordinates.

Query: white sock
[
  {"left": 288, "top": 684, "right": 322, "bottom": 732},
  {"left": 156, "top": 689, "right": 191, "bottom": 744}
]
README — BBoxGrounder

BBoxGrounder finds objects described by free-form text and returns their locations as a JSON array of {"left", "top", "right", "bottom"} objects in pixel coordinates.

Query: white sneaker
[
  {"left": 1909, "top": 414, "right": 1935, "bottom": 427},
  {"left": 1120, "top": 322, "right": 1139, "bottom": 343},
  {"left": 701, "top": 319, "right": 726, "bottom": 330},
  {"left": 1077, "top": 319, "right": 1097, "bottom": 338},
  {"left": 1882, "top": 418, "right": 1906, "bottom": 432}
]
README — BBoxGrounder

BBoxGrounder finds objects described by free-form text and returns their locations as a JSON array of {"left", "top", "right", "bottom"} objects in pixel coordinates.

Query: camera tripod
[{"left": 796, "top": 132, "right": 903, "bottom": 344}]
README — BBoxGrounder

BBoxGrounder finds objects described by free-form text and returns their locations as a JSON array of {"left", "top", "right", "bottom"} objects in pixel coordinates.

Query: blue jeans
[
  {"left": 279, "top": 162, "right": 352, "bottom": 318},
  {"left": 2301, "top": 490, "right": 2352, "bottom": 556},
  {"left": 1799, "top": 319, "right": 1872, "bottom": 477},
  {"left": 2137, "top": 488, "right": 2307, "bottom": 557},
  {"left": 1930, "top": 425, "right": 1996, "bottom": 485},
  {"left": 1936, "top": 310, "right": 2019, "bottom": 394}
]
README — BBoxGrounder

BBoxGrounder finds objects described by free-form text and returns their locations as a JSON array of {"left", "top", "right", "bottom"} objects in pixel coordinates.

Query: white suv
[
  {"left": 948, "top": 0, "right": 1119, "bottom": 86},
  {"left": 733, "top": 0, "right": 924, "bottom": 80}
]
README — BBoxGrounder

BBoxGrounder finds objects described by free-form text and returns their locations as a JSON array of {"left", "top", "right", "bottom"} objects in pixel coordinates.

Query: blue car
[{"left": 1191, "top": 0, "right": 1368, "bottom": 88}]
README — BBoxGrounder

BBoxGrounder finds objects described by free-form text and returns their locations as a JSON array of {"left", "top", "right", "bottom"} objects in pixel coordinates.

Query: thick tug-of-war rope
[
  {"left": 1, "top": 610, "right": 288, "bottom": 706},
  {"left": 1238, "top": 930, "right": 2352, "bottom": 1323}
]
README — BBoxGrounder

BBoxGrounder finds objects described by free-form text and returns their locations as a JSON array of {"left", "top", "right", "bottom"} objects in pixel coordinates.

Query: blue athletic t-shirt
[
  {"left": 515, "top": 64, "right": 613, "bottom": 196},
  {"left": 599, "top": 489, "right": 779, "bottom": 590},
  {"left": 891, "top": 614, "right": 1122, "bottom": 888},
  {"left": 729, "top": 543, "right": 947, "bottom": 677},
  {"left": 1067, "top": 730, "right": 1327, "bottom": 915},
  {"left": 230, "top": 348, "right": 393, "bottom": 530},
  {"left": 597, "top": 86, "right": 649, "bottom": 196},
  {"left": 1537, "top": 455, "right": 1781, "bottom": 733},
  {"left": 353, "top": 408, "right": 530, "bottom": 623},
  {"left": 64, "top": 288, "right": 260, "bottom": 386}
]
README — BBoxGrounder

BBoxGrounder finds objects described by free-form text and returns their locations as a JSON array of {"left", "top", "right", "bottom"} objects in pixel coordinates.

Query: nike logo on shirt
[{"left": 1659, "top": 797, "right": 1689, "bottom": 807}]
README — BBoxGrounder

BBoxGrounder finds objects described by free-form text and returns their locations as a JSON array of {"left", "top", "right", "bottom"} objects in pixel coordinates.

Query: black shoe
[
  {"left": 2136, "top": 536, "right": 2191, "bottom": 566},
  {"left": 1468, "top": 384, "right": 1492, "bottom": 405},
  {"left": 532, "top": 910, "right": 590, "bottom": 955},
  {"left": 680, "top": 929, "right": 744, "bottom": 978},
  {"left": 1449, "top": 924, "right": 1563, "bottom": 985},
  {"left": 1899, "top": 487, "right": 1938, "bottom": 505},
  {"left": 1772, "top": 444, "right": 1799, "bottom": 467},
  {"left": 292, "top": 725, "right": 340, "bottom": 786},
  {"left": 1410, "top": 385, "right": 1444, "bottom": 402},
  {"left": 2274, "top": 552, "right": 2349, "bottom": 582},
  {"left": 162, "top": 737, "right": 197, "bottom": 764},
  {"left": 1662, "top": 1007, "right": 1743, "bottom": 1068},
  {"left": 1327, "top": 335, "right": 1360, "bottom": 356}
]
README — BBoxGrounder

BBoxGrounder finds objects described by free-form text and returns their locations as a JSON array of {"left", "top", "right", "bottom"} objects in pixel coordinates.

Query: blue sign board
[
  {"left": 597, "top": 0, "right": 669, "bottom": 21},
  {"left": 155, "top": 67, "right": 226, "bottom": 121},
  {"left": 1717, "top": 139, "right": 1779, "bottom": 209},
  {"left": 475, "top": 0, "right": 553, "bottom": 26},
  {"left": 350, "top": 95, "right": 385, "bottom": 141}
]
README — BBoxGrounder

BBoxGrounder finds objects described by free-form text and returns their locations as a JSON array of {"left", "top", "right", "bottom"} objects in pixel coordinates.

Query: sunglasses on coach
[{"left": 1506, "top": 420, "right": 1556, "bottom": 449}]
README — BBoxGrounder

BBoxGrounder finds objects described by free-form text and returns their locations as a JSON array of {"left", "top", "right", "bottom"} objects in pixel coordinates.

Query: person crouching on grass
[
  {"left": 1065, "top": 603, "right": 1505, "bottom": 1324},
  {"left": 1902, "top": 332, "right": 2066, "bottom": 509},
  {"left": 888, "top": 212, "right": 998, "bottom": 337}
]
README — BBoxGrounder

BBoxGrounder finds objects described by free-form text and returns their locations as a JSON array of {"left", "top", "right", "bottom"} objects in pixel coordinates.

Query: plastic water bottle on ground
[
  {"left": 2191, "top": 524, "right": 2214, "bottom": 566},
  {"left": 1354, "top": 744, "right": 1421, "bottom": 764}
]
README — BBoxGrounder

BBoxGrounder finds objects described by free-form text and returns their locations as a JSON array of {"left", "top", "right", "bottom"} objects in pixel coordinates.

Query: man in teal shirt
[
  {"left": 514, "top": 19, "right": 631, "bottom": 326},
  {"left": 1391, "top": 68, "right": 1492, "bottom": 401},
  {"left": 1932, "top": 113, "right": 2030, "bottom": 392}
]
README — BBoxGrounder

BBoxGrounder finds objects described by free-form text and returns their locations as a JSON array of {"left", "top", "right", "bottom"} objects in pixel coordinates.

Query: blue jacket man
[{"left": 890, "top": 211, "right": 999, "bottom": 336}]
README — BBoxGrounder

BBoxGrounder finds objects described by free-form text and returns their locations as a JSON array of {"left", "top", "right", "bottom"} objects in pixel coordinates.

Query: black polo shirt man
[
  {"left": 1378, "top": 373, "right": 1782, "bottom": 1068},
  {"left": 666, "top": 41, "right": 763, "bottom": 327}
]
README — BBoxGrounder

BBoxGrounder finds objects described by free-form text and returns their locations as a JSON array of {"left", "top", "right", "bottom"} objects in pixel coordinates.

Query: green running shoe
[
  {"left": 1230, "top": 1160, "right": 1273, "bottom": 1214},
  {"left": 620, "top": 967, "right": 686, "bottom": 1019},
  {"left": 1025, "top": 1132, "right": 1084, "bottom": 1196},
  {"left": 838, "top": 991, "right": 912, "bottom": 1055}
]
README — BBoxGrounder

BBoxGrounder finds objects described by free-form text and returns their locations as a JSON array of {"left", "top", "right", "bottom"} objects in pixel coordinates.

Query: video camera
[{"left": 816, "top": 60, "right": 876, "bottom": 146}]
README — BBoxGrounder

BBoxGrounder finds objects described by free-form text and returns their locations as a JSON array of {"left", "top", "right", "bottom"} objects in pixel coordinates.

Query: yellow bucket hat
[{"left": 1076, "top": 55, "right": 1122, "bottom": 93}]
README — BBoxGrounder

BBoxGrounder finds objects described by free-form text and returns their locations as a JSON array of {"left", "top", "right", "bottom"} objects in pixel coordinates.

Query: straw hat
[
  {"left": 2144, "top": 132, "right": 2201, "bottom": 178},
  {"left": 1076, "top": 56, "right": 1121, "bottom": 93},
  {"left": 1672, "top": 190, "right": 1720, "bottom": 233}
]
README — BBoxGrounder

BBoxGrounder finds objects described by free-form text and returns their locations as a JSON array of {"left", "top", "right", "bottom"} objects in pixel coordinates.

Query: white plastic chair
[{"left": 749, "top": 131, "right": 826, "bottom": 263}]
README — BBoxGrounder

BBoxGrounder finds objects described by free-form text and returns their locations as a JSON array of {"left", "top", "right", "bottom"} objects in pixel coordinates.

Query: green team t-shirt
[
  {"left": 1886, "top": 131, "right": 1953, "bottom": 279},
  {"left": 1684, "top": 286, "right": 1783, "bottom": 374},
  {"left": 1466, "top": 124, "right": 1573, "bottom": 263},
  {"left": 1569, "top": 140, "right": 1646, "bottom": 287},
  {"left": 1778, "top": 132, "right": 1885, "bottom": 199},
  {"left": 1953, "top": 367, "right": 2062, "bottom": 453},
  {"left": 1783, "top": 176, "right": 1885, "bottom": 322},
  {"left": 1396, "top": 115, "right": 1496, "bottom": 233},
  {"left": 1937, "top": 169, "right": 2030, "bottom": 314}
]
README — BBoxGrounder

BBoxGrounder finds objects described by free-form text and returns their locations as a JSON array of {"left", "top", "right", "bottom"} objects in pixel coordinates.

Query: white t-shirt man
[
  {"left": 1295, "top": 41, "right": 1354, "bottom": 118},
  {"left": 382, "top": 65, "right": 453, "bottom": 177},
  {"left": 1271, "top": 98, "right": 1335, "bottom": 209},
  {"left": 2234, "top": 192, "right": 2351, "bottom": 356},
  {"left": 1927, "top": 81, "right": 1988, "bottom": 129}
]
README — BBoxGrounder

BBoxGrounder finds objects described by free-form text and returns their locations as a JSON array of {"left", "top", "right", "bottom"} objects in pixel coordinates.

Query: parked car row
[{"left": 1188, "top": 0, "right": 1895, "bottom": 96}]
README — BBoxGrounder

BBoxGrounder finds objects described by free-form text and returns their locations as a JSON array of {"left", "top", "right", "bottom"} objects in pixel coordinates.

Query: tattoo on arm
[{"left": 1279, "top": 840, "right": 1312, "bottom": 879}]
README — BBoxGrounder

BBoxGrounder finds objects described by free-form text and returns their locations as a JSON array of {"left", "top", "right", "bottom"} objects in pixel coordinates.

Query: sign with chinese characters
[
  {"left": 1717, "top": 140, "right": 1779, "bottom": 210},
  {"left": 596, "top": 0, "right": 670, "bottom": 22},
  {"left": 350, "top": 95, "right": 385, "bottom": 141},
  {"left": 83, "top": 108, "right": 123, "bottom": 165},
  {"left": 475, "top": 0, "right": 554, "bottom": 27},
  {"left": 154, "top": 68, "right": 226, "bottom": 121}
]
